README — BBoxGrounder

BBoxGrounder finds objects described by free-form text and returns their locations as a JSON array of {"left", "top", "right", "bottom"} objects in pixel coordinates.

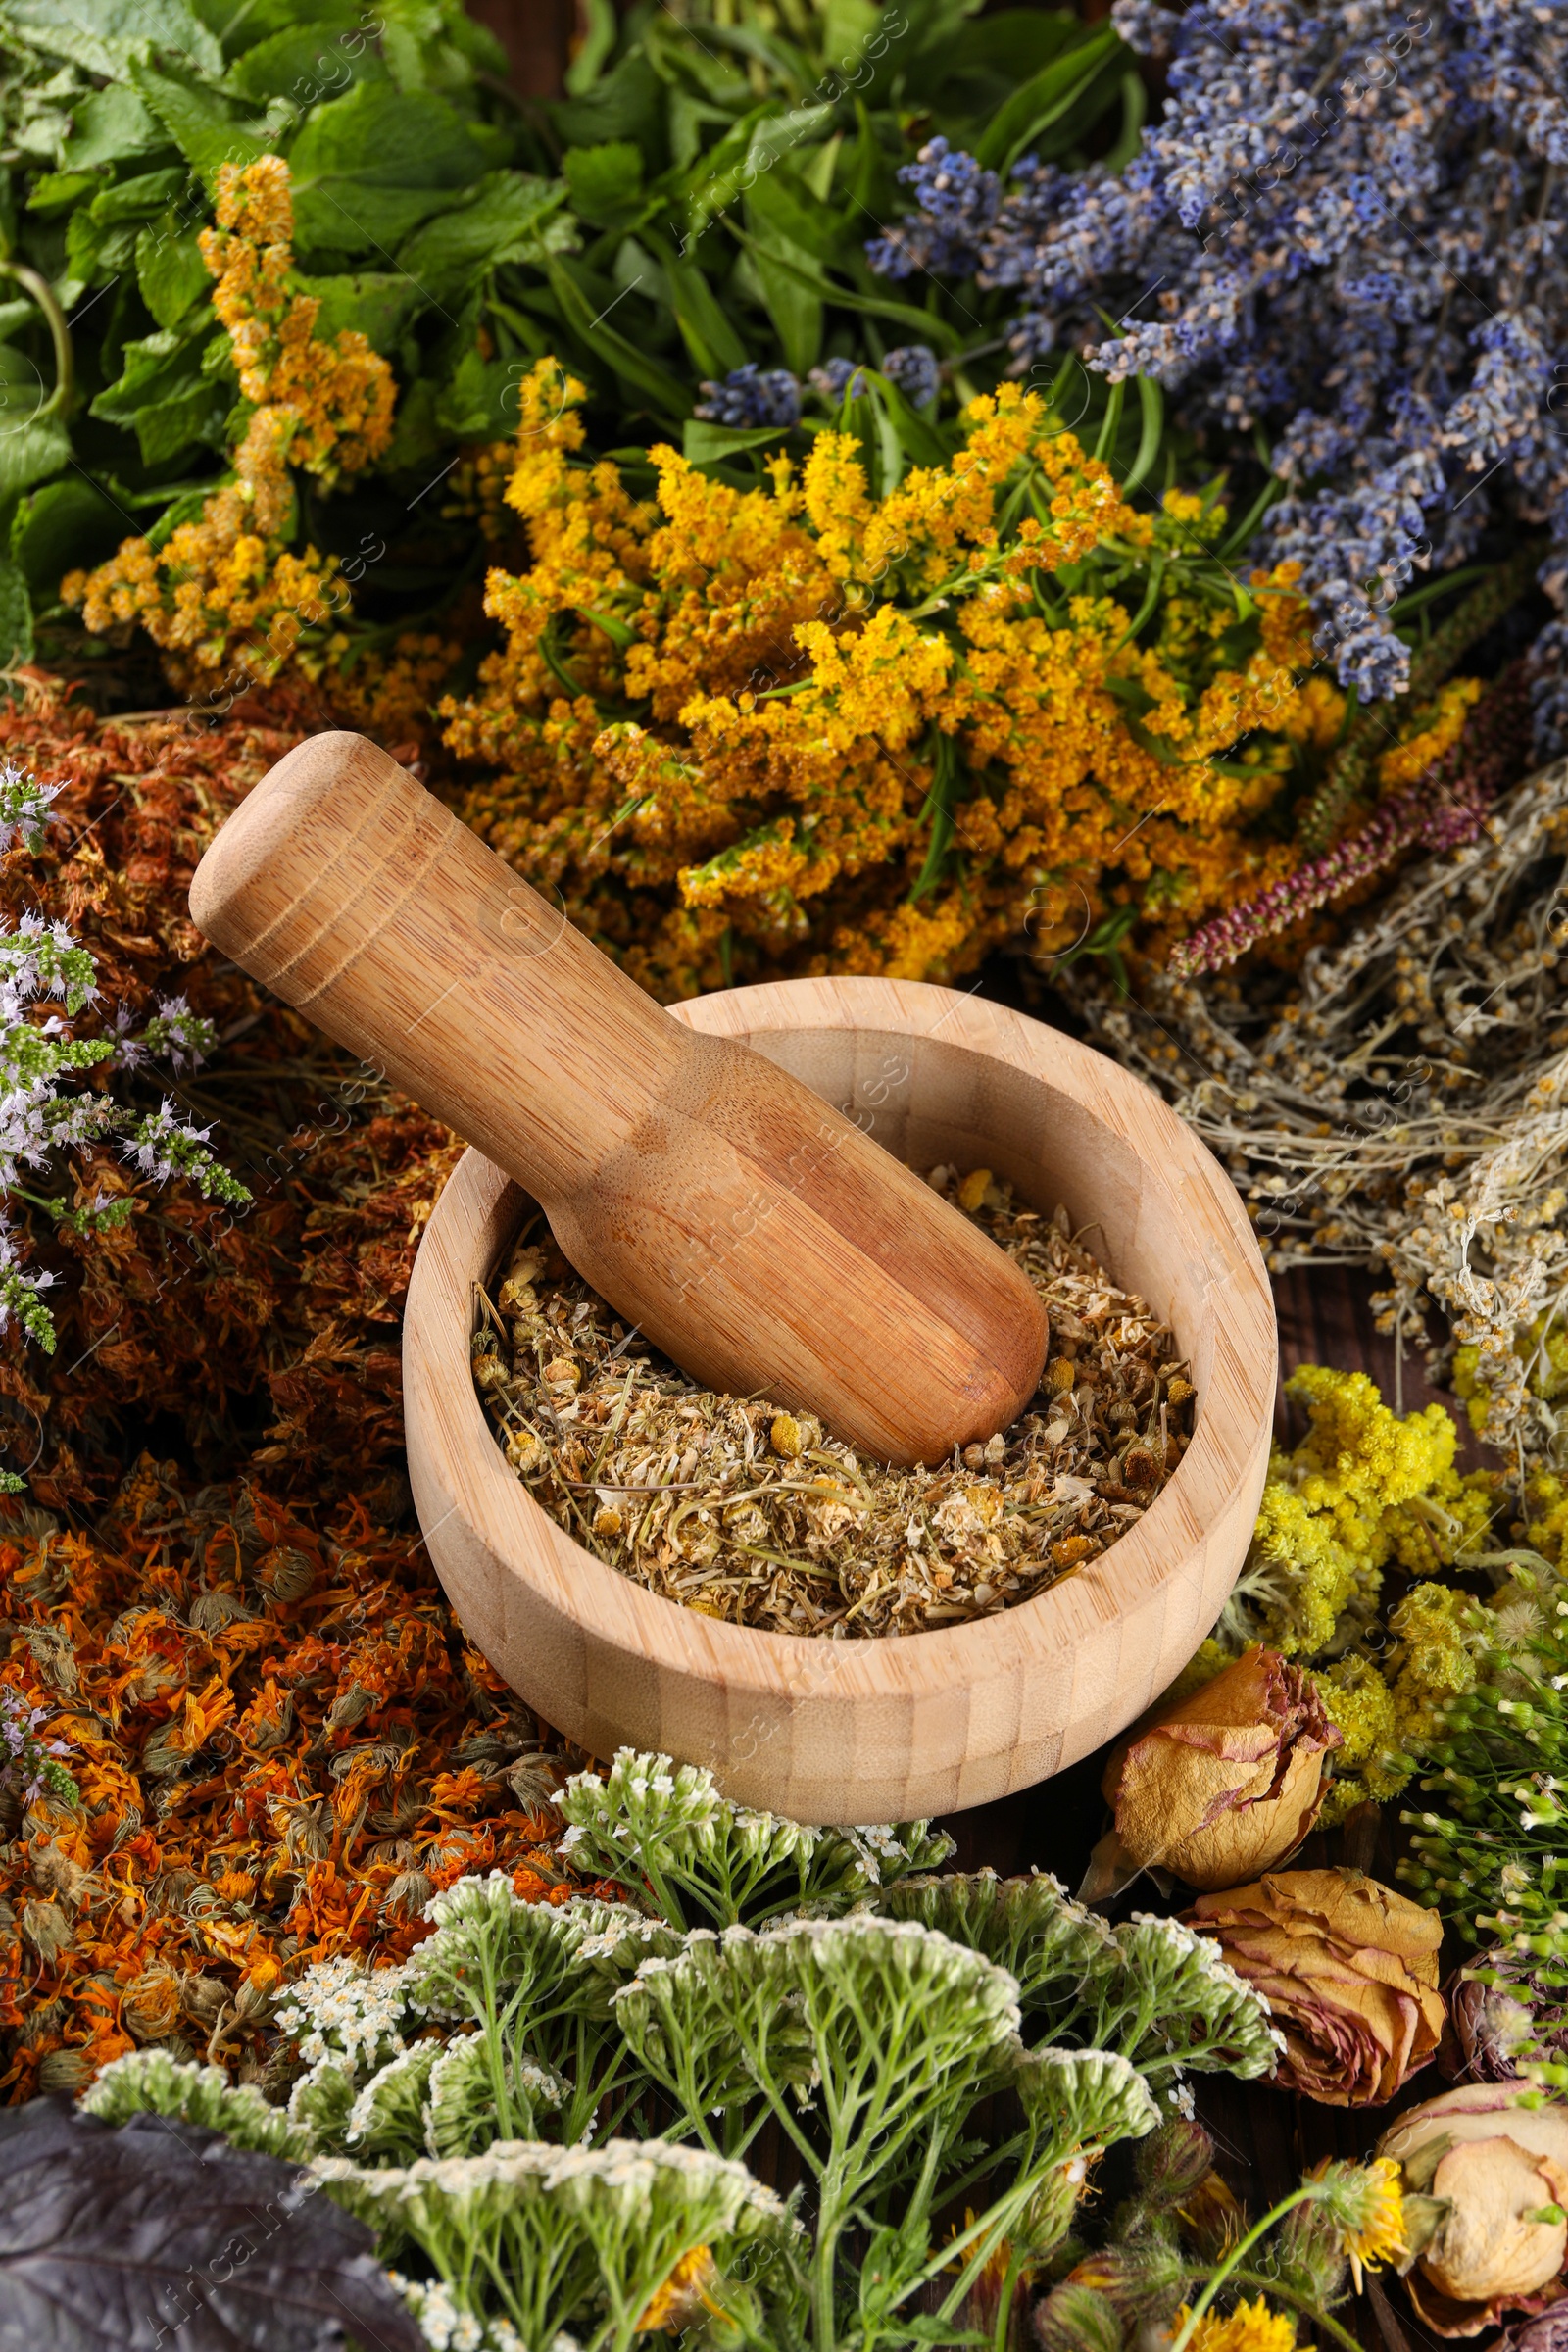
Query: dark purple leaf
[{"left": 0, "top": 2098, "right": 423, "bottom": 2352}]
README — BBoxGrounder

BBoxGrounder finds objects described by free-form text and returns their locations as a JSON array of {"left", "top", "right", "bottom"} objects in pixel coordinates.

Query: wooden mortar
[{"left": 403, "top": 977, "right": 1277, "bottom": 1824}]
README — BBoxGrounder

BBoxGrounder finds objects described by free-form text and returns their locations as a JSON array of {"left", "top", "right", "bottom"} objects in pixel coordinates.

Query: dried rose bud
[
  {"left": 1097, "top": 1644, "right": 1342, "bottom": 1891},
  {"left": 1494, "top": 2294, "right": 1568, "bottom": 2352},
  {"left": 1186, "top": 1868, "right": 1445, "bottom": 2107},
  {"left": 1441, "top": 1962, "right": 1539, "bottom": 2084},
  {"left": 1378, "top": 2082, "right": 1568, "bottom": 2333}
]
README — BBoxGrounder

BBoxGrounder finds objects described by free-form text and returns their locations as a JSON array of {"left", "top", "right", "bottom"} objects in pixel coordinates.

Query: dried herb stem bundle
[
  {"left": 472, "top": 1173, "right": 1195, "bottom": 1637},
  {"left": 1060, "top": 756, "right": 1568, "bottom": 1463}
]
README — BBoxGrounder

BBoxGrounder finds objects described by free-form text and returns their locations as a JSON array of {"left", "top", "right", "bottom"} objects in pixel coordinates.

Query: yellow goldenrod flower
[
  {"left": 440, "top": 360, "right": 1338, "bottom": 998},
  {"left": 1378, "top": 675, "right": 1484, "bottom": 786},
  {"left": 65, "top": 158, "right": 394, "bottom": 688}
]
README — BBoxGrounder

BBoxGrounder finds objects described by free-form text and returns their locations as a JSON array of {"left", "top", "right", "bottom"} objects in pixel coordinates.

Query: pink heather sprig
[
  {"left": 1168, "top": 667, "right": 1531, "bottom": 981},
  {"left": 1167, "top": 783, "right": 1485, "bottom": 979}
]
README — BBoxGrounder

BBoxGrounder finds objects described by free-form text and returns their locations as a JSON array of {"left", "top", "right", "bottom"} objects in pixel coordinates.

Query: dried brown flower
[
  {"left": 1057, "top": 718, "right": 1566, "bottom": 1468},
  {"left": 1378, "top": 2082, "right": 1568, "bottom": 2334},
  {"left": 1094, "top": 1644, "right": 1342, "bottom": 1890},
  {"left": 1185, "top": 1867, "right": 1446, "bottom": 2106},
  {"left": 1441, "top": 1965, "right": 1540, "bottom": 2085}
]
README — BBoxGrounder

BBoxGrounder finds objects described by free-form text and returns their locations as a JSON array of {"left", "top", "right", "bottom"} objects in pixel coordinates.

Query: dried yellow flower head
[{"left": 769, "top": 1413, "right": 804, "bottom": 1459}]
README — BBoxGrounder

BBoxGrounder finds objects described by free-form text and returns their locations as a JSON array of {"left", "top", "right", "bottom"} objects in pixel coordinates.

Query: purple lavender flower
[
  {"left": 881, "top": 344, "right": 940, "bottom": 409},
  {"left": 808, "top": 357, "right": 869, "bottom": 402},
  {"left": 866, "top": 136, "right": 1002, "bottom": 280},
  {"left": 866, "top": 0, "right": 1568, "bottom": 726},
  {"left": 693, "top": 364, "right": 801, "bottom": 429}
]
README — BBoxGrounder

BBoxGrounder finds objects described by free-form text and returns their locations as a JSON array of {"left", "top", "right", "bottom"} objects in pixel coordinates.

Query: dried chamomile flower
[{"left": 476, "top": 1177, "right": 1194, "bottom": 1638}]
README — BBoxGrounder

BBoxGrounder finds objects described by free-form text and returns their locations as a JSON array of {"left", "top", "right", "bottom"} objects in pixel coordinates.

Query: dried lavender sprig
[
  {"left": 1295, "top": 549, "right": 1540, "bottom": 856},
  {"left": 1170, "top": 664, "right": 1531, "bottom": 979}
]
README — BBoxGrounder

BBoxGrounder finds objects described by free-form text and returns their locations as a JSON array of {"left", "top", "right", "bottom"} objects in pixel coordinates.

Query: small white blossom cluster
[
  {"left": 277, "top": 1953, "right": 425, "bottom": 2073},
  {"left": 82, "top": 2050, "right": 306, "bottom": 2157},
  {"left": 386, "top": 2275, "right": 487, "bottom": 2352},
  {"left": 0, "top": 760, "right": 62, "bottom": 856},
  {"left": 555, "top": 1745, "right": 953, "bottom": 1929},
  {"left": 83, "top": 1779, "right": 1221, "bottom": 2352}
]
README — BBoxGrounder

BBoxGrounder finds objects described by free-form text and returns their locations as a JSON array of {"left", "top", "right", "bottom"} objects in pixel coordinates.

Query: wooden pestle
[{"left": 189, "top": 732, "right": 1049, "bottom": 1467}]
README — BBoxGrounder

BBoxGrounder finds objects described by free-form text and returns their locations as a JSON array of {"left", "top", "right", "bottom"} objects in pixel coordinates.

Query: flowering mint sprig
[
  {"left": 0, "top": 1686, "right": 74, "bottom": 1804},
  {"left": 1168, "top": 772, "right": 1488, "bottom": 978},
  {"left": 0, "top": 769, "right": 250, "bottom": 1361},
  {"left": 0, "top": 761, "right": 64, "bottom": 857}
]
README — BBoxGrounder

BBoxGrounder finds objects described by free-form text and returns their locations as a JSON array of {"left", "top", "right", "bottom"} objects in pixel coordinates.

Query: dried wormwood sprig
[{"left": 1058, "top": 755, "right": 1568, "bottom": 1466}]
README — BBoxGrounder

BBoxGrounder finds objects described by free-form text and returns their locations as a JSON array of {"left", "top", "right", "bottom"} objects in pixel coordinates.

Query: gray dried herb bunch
[{"left": 1058, "top": 758, "right": 1568, "bottom": 1466}]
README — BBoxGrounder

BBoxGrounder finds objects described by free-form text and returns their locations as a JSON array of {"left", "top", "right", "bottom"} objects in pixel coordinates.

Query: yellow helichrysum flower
[
  {"left": 1247, "top": 1366, "right": 1472, "bottom": 1656},
  {"left": 65, "top": 157, "right": 394, "bottom": 684},
  {"left": 1313, "top": 1653, "right": 1406, "bottom": 1818}
]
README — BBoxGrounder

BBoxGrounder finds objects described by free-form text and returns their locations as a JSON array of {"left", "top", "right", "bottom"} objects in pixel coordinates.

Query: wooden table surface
[{"left": 938, "top": 1263, "right": 1466, "bottom": 2352}]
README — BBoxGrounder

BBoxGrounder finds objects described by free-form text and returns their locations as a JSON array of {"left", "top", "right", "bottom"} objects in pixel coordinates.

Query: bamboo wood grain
[
  {"left": 402, "top": 977, "right": 1278, "bottom": 1824},
  {"left": 189, "top": 732, "right": 1047, "bottom": 1467}
]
